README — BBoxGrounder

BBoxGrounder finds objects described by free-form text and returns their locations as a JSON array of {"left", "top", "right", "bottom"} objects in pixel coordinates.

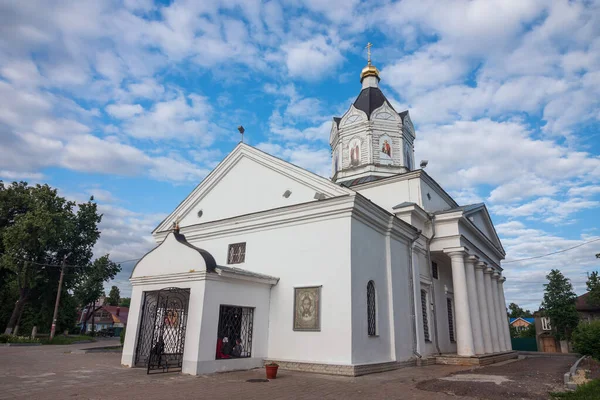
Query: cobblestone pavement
[
  {"left": 0, "top": 342, "right": 473, "bottom": 400},
  {"left": 0, "top": 342, "right": 576, "bottom": 400}
]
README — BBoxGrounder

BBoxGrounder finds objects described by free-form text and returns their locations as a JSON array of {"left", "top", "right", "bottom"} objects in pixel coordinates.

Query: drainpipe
[
  {"left": 426, "top": 213, "right": 442, "bottom": 355},
  {"left": 408, "top": 229, "right": 422, "bottom": 359}
]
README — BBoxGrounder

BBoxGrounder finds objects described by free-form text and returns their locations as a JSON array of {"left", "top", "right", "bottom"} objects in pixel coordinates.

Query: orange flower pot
[{"left": 265, "top": 364, "right": 279, "bottom": 379}]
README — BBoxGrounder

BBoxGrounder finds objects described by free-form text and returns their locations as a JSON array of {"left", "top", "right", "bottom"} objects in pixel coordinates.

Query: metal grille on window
[
  {"left": 216, "top": 305, "right": 254, "bottom": 359},
  {"left": 421, "top": 290, "right": 430, "bottom": 342},
  {"left": 367, "top": 281, "right": 376, "bottom": 336},
  {"left": 447, "top": 298, "right": 455, "bottom": 342},
  {"left": 227, "top": 242, "right": 246, "bottom": 264},
  {"left": 432, "top": 262, "right": 438, "bottom": 279}
]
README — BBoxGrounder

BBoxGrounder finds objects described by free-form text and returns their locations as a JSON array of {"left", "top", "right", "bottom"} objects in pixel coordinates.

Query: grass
[
  {"left": 0, "top": 334, "right": 41, "bottom": 344},
  {"left": 40, "top": 335, "right": 96, "bottom": 345},
  {"left": 550, "top": 379, "right": 600, "bottom": 399}
]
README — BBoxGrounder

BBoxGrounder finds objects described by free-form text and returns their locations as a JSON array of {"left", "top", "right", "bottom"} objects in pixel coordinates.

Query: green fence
[{"left": 511, "top": 337, "right": 538, "bottom": 351}]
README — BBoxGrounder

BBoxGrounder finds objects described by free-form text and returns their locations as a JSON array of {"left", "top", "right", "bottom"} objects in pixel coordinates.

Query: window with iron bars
[
  {"left": 447, "top": 298, "right": 455, "bottom": 342},
  {"left": 227, "top": 242, "right": 246, "bottom": 264},
  {"left": 431, "top": 261, "right": 438, "bottom": 279},
  {"left": 421, "top": 289, "right": 430, "bottom": 342},
  {"left": 367, "top": 281, "right": 377, "bottom": 336},
  {"left": 215, "top": 305, "right": 254, "bottom": 360}
]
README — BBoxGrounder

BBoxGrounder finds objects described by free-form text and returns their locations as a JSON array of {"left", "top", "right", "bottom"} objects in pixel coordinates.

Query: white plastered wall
[
  {"left": 350, "top": 217, "right": 393, "bottom": 364},
  {"left": 183, "top": 216, "right": 354, "bottom": 365},
  {"left": 194, "top": 279, "right": 271, "bottom": 375},
  {"left": 180, "top": 156, "right": 324, "bottom": 227}
]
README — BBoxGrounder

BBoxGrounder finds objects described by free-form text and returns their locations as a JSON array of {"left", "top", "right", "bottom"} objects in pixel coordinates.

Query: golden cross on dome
[{"left": 365, "top": 42, "right": 373, "bottom": 65}]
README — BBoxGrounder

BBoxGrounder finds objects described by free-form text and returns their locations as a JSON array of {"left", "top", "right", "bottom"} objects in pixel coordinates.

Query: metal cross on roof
[{"left": 366, "top": 42, "right": 373, "bottom": 65}]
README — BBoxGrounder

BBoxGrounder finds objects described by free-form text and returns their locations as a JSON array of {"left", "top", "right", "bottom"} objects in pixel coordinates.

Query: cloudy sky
[{"left": 1, "top": 0, "right": 599, "bottom": 310}]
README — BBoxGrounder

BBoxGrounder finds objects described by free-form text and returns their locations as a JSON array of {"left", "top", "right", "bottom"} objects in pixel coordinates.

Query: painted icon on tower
[{"left": 379, "top": 134, "right": 393, "bottom": 165}]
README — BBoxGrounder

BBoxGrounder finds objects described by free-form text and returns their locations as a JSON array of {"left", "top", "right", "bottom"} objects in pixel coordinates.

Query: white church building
[{"left": 121, "top": 57, "right": 513, "bottom": 376}]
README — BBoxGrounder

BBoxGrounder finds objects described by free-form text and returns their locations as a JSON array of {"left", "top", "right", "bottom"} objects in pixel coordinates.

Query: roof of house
[
  {"left": 509, "top": 317, "right": 535, "bottom": 325},
  {"left": 103, "top": 305, "right": 129, "bottom": 325},
  {"left": 576, "top": 292, "right": 600, "bottom": 311}
]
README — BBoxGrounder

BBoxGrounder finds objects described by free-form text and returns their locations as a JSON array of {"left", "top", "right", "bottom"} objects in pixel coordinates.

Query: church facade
[{"left": 121, "top": 58, "right": 512, "bottom": 376}]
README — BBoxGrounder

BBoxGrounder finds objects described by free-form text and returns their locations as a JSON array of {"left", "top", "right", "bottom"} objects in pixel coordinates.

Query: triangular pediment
[
  {"left": 154, "top": 143, "right": 352, "bottom": 233},
  {"left": 464, "top": 205, "right": 505, "bottom": 254}
]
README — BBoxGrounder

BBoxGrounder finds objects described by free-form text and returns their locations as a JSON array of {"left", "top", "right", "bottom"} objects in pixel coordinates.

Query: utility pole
[{"left": 49, "top": 254, "right": 68, "bottom": 340}]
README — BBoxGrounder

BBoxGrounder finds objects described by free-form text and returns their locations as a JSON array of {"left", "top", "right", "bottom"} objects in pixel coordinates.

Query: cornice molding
[{"left": 156, "top": 194, "right": 357, "bottom": 243}]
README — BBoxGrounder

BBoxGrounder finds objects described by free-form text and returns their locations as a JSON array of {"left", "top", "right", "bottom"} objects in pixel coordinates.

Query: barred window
[
  {"left": 227, "top": 242, "right": 246, "bottom": 264},
  {"left": 421, "top": 290, "right": 430, "bottom": 342},
  {"left": 447, "top": 298, "right": 455, "bottom": 343},
  {"left": 216, "top": 305, "right": 254, "bottom": 359},
  {"left": 367, "top": 281, "right": 376, "bottom": 336},
  {"left": 432, "top": 262, "right": 438, "bottom": 279}
]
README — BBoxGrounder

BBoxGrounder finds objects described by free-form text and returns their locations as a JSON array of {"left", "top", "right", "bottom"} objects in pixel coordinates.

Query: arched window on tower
[{"left": 367, "top": 280, "right": 377, "bottom": 336}]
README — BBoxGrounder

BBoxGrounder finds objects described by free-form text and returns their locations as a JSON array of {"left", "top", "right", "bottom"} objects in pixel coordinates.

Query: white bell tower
[{"left": 330, "top": 43, "right": 416, "bottom": 185}]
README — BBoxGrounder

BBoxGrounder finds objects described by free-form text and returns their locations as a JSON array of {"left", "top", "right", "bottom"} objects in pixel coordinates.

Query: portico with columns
[{"left": 426, "top": 202, "right": 511, "bottom": 357}]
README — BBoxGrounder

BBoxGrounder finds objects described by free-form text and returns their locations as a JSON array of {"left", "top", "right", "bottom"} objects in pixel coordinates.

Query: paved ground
[
  {"left": 418, "top": 356, "right": 579, "bottom": 399},
  {"left": 0, "top": 341, "right": 576, "bottom": 400}
]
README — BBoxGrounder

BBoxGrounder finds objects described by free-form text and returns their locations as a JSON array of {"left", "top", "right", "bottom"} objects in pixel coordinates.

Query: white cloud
[
  {"left": 492, "top": 197, "right": 599, "bottom": 223},
  {"left": 496, "top": 221, "right": 600, "bottom": 309},
  {"left": 283, "top": 35, "right": 345, "bottom": 81},
  {"left": 105, "top": 103, "right": 144, "bottom": 119}
]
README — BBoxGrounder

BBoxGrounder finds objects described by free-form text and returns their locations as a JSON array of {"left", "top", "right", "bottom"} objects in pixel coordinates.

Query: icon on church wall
[
  {"left": 293, "top": 286, "right": 321, "bottom": 331},
  {"left": 379, "top": 135, "right": 393, "bottom": 165},
  {"left": 349, "top": 138, "right": 361, "bottom": 167}
]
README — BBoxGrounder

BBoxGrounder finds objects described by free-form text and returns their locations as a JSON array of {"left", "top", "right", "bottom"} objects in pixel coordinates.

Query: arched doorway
[{"left": 134, "top": 287, "right": 190, "bottom": 373}]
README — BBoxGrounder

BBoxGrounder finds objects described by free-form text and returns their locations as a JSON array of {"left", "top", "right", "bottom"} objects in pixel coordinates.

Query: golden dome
[{"left": 360, "top": 63, "right": 380, "bottom": 82}]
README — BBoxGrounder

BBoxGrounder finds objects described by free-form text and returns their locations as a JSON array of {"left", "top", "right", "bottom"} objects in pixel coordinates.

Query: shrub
[
  {"left": 571, "top": 321, "right": 600, "bottom": 361},
  {"left": 551, "top": 379, "right": 600, "bottom": 399},
  {"left": 120, "top": 327, "right": 126, "bottom": 345}
]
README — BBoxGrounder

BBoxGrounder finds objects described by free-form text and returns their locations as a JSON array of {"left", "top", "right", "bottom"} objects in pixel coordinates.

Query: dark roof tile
[{"left": 353, "top": 87, "right": 396, "bottom": 119}]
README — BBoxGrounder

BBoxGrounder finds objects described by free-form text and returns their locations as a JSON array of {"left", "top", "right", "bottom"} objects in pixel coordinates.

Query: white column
[
  {"left": 491, "top": 272, "right": 507, "bottom": 351},
  {"left": 484, "top": 267, "right": 500, "bottom": 353},
  {"left": 465, "top": 255, "right": 484, "bottom": 354},
  {"left": 446, "top": 249, "right": 475, "bottom": 356},
  {"left": 476, "top": 262, "right": 493, "bottom": 353},
  {"left": 498, "top": 277, "right": 512, "bottom": 351}
]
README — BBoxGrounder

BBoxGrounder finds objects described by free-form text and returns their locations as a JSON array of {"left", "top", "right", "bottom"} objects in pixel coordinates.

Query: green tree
[
  {"left": 107, "top": 286, "right": 120, "bottom": 306},
  {"left": 119, "top": 297, "right": 131, "bottom": 308},
  {"left": 507, "top": 302, "right": 533, "bottom": 318},
  {"left": 586, "top": 271, "right": 600, "bottom": 307},
  {"left": 541, "top": 269, "right": 580, "bottom": 341},
  {"left": 0, "top": 181, "right": 118, "bottom": 334}
]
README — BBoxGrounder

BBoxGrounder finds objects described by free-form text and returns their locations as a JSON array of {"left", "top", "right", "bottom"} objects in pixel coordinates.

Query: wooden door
[{"left": 542, "top": 337, "right": 557, "bottom": 353}]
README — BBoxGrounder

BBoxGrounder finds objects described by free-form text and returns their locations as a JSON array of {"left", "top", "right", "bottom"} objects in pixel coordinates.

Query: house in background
[
  {"left": 509, "top": 317, "right": 534, "bottom": 333},
  {"left": 77, "top": 305, "right": 129, "bottom": 336},
  {"left": 575, "top": 293, "right": 600, "bottom": 322}
]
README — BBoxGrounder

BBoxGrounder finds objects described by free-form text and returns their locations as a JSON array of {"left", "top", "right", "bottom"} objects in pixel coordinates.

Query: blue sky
[{"left": 1, "top": 0, "right": 599, "bottom": 310}]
